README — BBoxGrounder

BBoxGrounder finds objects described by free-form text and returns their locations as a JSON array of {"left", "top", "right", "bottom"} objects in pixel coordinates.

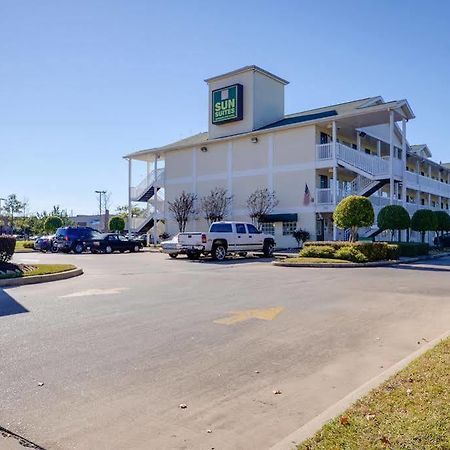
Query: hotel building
[{"left": 124, "top": 66, "right": 450, "bottom": 247}]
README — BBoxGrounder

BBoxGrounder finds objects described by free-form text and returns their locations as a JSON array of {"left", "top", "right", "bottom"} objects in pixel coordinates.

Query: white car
[{"left": 161, "top": 222, "right": 275, "bottom": 261}]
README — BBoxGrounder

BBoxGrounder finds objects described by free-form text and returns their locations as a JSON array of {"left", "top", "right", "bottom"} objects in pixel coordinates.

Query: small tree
[
  {"left": 44, "top": 216, "right": 63, "bottom": 234},
  {"left": 109, "top": 216, "right": 125, "bottom": 232},
  {"left": 246, "top": 188, "right": 279, "bottom": 225},
  {"left": 433, "top": 211, "right": 450, "bottom": 237},
  {"left": 200, "top": 187, "right": 233, "bottom": 225},
  {"left": 411, "top": 209, "right": 437, "bottom": 243},
  {"left": 292, "top": 229, "right": 310, "bottom": 247},
  {"left": 333, "top": 195, "right": 374, "bottom": 242},
  {"left": 168, "top": 191, "right": 197, "bottom": 232},
  {"left": 377, "top": 205, "right": 410, "bottom": 241},
  {"left": 3, "top": 194, "right": 25, "bottom": 230}
]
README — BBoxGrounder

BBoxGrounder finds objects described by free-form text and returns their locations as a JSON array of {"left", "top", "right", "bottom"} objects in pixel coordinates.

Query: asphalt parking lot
[{"left": 1, "top": 251, "right": 450, "bottom": 450}]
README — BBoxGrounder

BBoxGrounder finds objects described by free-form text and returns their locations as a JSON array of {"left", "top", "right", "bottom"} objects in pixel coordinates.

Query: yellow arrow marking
[{"left": 214, "top": 306, "right": 284, "bottom": 325}]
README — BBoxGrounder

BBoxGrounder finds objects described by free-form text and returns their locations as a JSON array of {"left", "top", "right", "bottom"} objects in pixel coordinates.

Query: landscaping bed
[
  {"left": 297, "top": 336, "right": 450, "bottom": 450},
  {"left": 0, "top": 262, "right": 75, "bottom": 279}
]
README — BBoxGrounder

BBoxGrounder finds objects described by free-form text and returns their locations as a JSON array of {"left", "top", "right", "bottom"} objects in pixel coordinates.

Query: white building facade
[{"left": 124, "top": 66, "right": 450, "bottom": 247}]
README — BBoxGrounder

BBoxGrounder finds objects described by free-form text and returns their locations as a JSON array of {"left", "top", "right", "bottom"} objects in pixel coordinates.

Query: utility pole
[{"left": 95, "top": 190, "right": 106, "bottom": 231}]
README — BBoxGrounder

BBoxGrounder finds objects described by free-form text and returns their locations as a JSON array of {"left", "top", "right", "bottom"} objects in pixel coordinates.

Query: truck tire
[
  {"left": 211, "top": 244, "right": 227, "bottom": 261},
  {"left": 187, "top": 251, "right": 200, "bottom": 260},
  {"left": 169, "top": 253, "right": 178, "bottom": 258},
  {"left": 263, "top": 240, "right": 274, "bottom": 258}
]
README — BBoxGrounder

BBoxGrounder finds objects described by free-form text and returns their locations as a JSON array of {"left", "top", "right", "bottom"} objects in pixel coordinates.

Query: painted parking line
[
  {"left": 214, "top": 306, "right": 284, "bottom": 325},
  {"left": 60, "top": 288, "right": 129, "bottom": 298}
]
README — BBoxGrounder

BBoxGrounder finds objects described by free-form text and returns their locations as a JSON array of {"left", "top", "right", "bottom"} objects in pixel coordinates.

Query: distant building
[{"left": 70, "top": 212, "right": 110, "bottom": 231}]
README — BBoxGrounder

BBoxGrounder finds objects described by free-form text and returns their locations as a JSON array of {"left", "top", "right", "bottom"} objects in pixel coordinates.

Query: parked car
[
  {"left": 55, "top": 226, "right": 100, "bottom": 253},
  {"left": 34, "top": 235, "right": 58, "bottom": 253},
  {"left": 161, "top": 222, "right": 275, "bottom": 261},
  {"left": 85, "top": 233, "right": 143, "bottom": 254},
  {"left": 434, "top": 233, "right": 450, "bottom": 248},
  {"left": 161, "top": 235, "right": 180, "bottom": 257}
]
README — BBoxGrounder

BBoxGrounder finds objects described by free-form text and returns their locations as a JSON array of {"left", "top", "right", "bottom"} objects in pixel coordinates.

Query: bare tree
[
  {"left": 168, "top": 191, "right": 197, "bottom": 232},
  {"left": 200, "top": 187, "right": 233, "bottom": 225},
  {"left": 246, "top": 188, "right": 279, "bottom": 225}
]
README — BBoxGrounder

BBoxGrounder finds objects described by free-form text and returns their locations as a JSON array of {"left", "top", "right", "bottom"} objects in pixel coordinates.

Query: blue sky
[{"left": 1, "top": 0, "right": 449, "bottom": 215}]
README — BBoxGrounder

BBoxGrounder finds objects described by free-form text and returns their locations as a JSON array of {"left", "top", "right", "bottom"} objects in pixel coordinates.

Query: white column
[
  {"left": 401, "top": 119, "right": 407, "bottom": 203},
  {"left": 227, "top": 142, "right": 233, "bottom": 218},
  {"left": 128, "top": 158, "right": 132, "bottom": 238},
  {"left": 389, "top": 110, "right": 395, "bottom": 205},
  {"left": 192, "top": 148, "right": 197, "bottom": 232},
  {"left": 428, "top": 165, "right": 432, "bottom": 178},
  {"left": 152, "top": 154, "right": 158, "bottom": 245},
  {"left": 377, "top": 140, "right": 381, "bottom": 157},
  {"left": 332, "top": 121, "right": 338, "bottom": 241},
  {"left": 356, "top": 133, "right": 361, "bottom": 151}
]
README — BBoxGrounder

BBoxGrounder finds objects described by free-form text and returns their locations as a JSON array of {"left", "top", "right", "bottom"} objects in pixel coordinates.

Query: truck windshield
[{"left": 210, "top": 223, "right": 233, "bottom": 233}]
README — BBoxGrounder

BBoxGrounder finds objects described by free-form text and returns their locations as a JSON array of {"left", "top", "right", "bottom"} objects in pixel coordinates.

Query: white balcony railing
[{"left": 131, "top": 168, "right": 165, "bottom": 201}]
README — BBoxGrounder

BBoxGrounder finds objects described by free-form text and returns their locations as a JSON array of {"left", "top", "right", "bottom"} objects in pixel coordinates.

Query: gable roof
[{"left": 124, "top": 96, "right": 414, "bottom": 159}]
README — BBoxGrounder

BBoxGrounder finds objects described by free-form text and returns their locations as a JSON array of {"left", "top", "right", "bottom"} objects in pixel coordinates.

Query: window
[
  {"left": 236, "top": 223, "right": 246, "bottom": 234},
  {"left": 320, "top": 132, "right": 330, "bottom": 144},
  {"left": 246, "top": 224, "right": 260, "bottom": 234},
  {"left": 319, "top": 175, "right": 329, "bottom": 189},
  {"left": 283, "top": 221, "right": 297, "bottom": 236},
  {"left": 210, "top": 223, "right": 232, "bottom": 233},
  {"left": 365, "top": 148, "right": 371, "bottom": 155},
  {"left": 421, "top": 198, "right": 425, "bottom": 206},
  {"left": 259, "top": 223, "right": 274, "bottom": 235}
]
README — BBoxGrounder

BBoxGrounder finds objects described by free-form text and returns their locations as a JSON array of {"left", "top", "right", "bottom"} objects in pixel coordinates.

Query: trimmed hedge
[
  {"left": 300, "top": 245, "right": 336, "bottom": 259},
  {"left": 23, "top": 241, "right": 35, "bottom": 249},
  {"left": 390, "top": 242, "right": 429, "bottom": 257},
  {"left": 0, "top": 235, "right": 16, "bottom": 262},
  {"left": 335, "top": 246, "right": 368, "bottom": 263},
  {"left": 302, "top": 241, "right": 399, "bottom": 262}
]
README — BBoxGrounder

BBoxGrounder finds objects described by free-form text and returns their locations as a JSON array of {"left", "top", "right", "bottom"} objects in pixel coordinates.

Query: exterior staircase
[{"left": 131, "top": 168, "right": 165, "bottom": 203}]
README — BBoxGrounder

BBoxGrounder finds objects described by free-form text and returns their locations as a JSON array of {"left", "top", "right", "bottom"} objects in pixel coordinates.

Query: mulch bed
[{"left": 0, "top": 262, "right": 36, "bottom": 277}]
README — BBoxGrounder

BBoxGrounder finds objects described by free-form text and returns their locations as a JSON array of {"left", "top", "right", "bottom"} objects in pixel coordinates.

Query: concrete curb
[
  {"left": 0, "top": 267, "right": 83, "bottom": 287},
  {"left": 272, "top": 252, "right": 450, "bottom": 268},
  {"left": 269, "top": 328, "right": 450, "bottom": 450}
]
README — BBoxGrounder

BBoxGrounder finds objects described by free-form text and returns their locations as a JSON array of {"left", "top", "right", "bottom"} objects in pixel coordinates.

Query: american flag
[{"left": 304, "top": 183, "right": 311, "bottom": 205}]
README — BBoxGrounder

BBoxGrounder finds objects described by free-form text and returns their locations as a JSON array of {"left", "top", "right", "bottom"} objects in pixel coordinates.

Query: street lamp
[{"left": 95, "top": 190, "right": 106, "bottom": 231}]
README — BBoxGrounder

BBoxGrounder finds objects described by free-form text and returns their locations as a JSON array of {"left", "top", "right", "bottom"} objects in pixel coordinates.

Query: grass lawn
[
  {"left": 298, "top": 337, "right": 450, "bottom": 450},
  {"left": 14, "top": 241, "right": 35, "bottom": 252},
  {"left": 0, "top": 264, "right": 75, "bottom": 279},
  {"left": 282, "top": 257, "right": 349, "bottom": 264}
]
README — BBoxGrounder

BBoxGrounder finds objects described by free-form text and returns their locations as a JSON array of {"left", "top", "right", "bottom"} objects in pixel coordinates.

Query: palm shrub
[
  {"left": 109, "top": 216, "right": 126, "bottom": 232},
  {"left": 292, "top": 229, "right": 310, "bottom": 247},
  {"left": 411, "top": 209, "right": 437, "bottom": 243},
  {"left": 433, "top": 211, "right": 450, "bottom": 237},
  {"left": 44, "top": 216, "right": 63, "bottom": 234},
  {"left": 377, "top": 205, "right": 410, "bottom": 241},
  {"left": 333, "top": 196, "right": 375, "bottom": 242}
]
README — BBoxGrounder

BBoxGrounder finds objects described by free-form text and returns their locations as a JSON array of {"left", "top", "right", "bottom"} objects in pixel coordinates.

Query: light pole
[{"left": 95, "top": 190, "right": 106, "bottom": 231}]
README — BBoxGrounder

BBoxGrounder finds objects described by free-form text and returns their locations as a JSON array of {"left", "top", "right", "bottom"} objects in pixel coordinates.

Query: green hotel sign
[{"left": 212, "top": 84, "right": 243, "bottom": 124}]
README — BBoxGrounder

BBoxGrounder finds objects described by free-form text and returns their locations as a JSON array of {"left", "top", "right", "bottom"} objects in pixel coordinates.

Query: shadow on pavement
[
  {"left": 0, "top": 289, "right": 29, "bottom": 317},
  {"left": 392, "top": 258, "right": 450, "bottom": 272}
]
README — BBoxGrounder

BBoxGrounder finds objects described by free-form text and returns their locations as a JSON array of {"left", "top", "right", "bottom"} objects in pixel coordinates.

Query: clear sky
[{"left": 1, "top": 0, "right": 449, "bottom": 215}]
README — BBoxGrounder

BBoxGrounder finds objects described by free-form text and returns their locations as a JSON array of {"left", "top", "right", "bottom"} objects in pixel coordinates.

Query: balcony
[
  {"left": 316, "top": 143, "right": 403, "bottom": 179},
  {"left": 405, "top": 171, "right": 450, "bottom": 198}
]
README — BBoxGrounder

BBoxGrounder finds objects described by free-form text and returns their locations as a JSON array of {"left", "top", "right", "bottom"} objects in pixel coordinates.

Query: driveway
[{"left": 1, "top": 251, "right": 450, "bottom": 449}]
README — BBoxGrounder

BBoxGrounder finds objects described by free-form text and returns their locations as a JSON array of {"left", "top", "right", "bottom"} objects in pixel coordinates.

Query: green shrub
[
  {"left": 333, "top": 196, "right": 375, "bottom": 242},
  {"left": 299, "top": 245, "right": 336, "bottom": 259},
  {"left": 0, "top": 235, "right": 16, "bottom": 262},
  {"left": 390, "top": 242, "right": 429, "bottom": 257},
  {"left": 44, "top": 216, "right": 64, "bottom": 233},
  {"left": 293, "top": 229, "right": 310, "bottom": 247},
  {"left": 23, "top": 241, "right": 35, "bottom": 249},
  {"left": 377, "top": 205, "right": 410, "bottom": 240},
  {"left": 303, "top": 241, "right": 399, "bottom": 261},
  {"left": 335, "top": 246, "right": 368, "bottom": 263},
  {"left": 411, "top": 209, "right": 437, "bottom": 243},
  {"left": 109, "top": 216, "right": 126, "bottom": 232}
]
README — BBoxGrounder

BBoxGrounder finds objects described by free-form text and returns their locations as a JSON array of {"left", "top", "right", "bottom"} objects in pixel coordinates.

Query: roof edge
[{"left": 204, "top": 65, "right": 289, "bottom": 85}]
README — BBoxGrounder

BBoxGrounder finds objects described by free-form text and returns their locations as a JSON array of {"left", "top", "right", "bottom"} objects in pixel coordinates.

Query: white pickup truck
[{"left": 161, "top": 221, "right": 276, "bottom": 261}]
